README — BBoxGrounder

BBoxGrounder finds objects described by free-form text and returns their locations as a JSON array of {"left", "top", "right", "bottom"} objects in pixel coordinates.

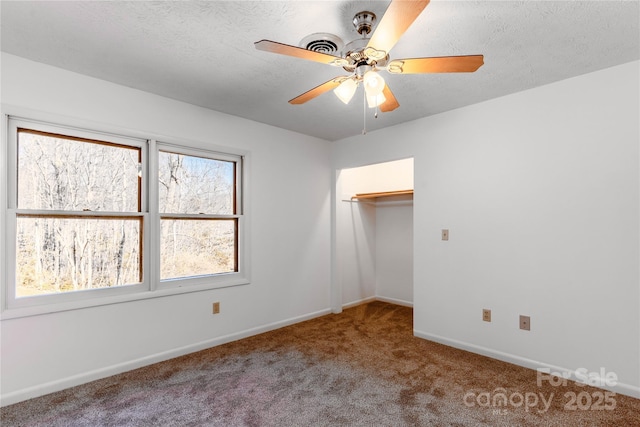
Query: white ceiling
[{"left": 1, "top": 1, "right": 638, "bottom": 141}]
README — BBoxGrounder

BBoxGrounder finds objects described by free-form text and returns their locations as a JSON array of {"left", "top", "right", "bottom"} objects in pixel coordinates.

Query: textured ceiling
[{"left": 1, "top": 1, "right": 639, "bottom": 141}]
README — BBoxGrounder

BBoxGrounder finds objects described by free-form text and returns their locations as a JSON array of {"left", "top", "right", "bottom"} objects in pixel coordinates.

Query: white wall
[
  {"left": 336, "top": 159, "right": 413, "bottom": 308},
  {"left": 332, "top": 61, "right": 640, "bottom": 397},
  {"left": 335, "top": 168, "right": 377, "bottom": 307},
  {"left": 0, "top": 53, "right": 332, "bottom": 405},
  {"left": 375, "top": 194, "right": 413, "bottom": 305}
]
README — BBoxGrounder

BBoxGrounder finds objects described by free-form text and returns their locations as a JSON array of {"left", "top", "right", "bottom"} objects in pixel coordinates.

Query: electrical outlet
[
  {"left": 482, "top": 309, "right": 491, "bottom": 322},
  {"left": 212, "top": 302, "right": 220, "bottom": 314},
  {"left": 520, "top": 315, "right": 530, "bottom": 331},
  {"left": 442, "top": 229, "right": 449, "bottom": 241}
]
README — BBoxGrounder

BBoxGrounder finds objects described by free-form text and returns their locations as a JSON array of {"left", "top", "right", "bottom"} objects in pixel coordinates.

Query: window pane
[
  {"left": 158, "top": 151, "right": 235, "bottom": 215},
  {"left": 17, "top": 130, "right": 141, "bottom": 212},
  {"left": 16, "top": 217, "right": 142, "bottom": 297},
  {"left": 161, "top": 219, "right": 236, "bottom": 280}
]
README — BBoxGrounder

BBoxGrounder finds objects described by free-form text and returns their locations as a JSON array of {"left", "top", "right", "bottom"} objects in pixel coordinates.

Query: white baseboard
[
  {"left": 342, "top": 296, "right": 377, "bottom": 309},
  {"left": 375, "top": 296, "right": 413, "bottom": 308},
  {"left": 414, "top": 329, "right": 640, "bottom": 400},
  {"left": 1, "top": 308, "right": 332, "bottom": 407},
  {"left": 342, "top": 296, "right": 413, "bottom": 310}
]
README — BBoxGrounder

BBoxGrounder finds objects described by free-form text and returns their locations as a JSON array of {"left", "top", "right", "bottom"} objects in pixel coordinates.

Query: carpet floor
[{"left": 1, "top": 301, "right": 639, "bottom": 426}]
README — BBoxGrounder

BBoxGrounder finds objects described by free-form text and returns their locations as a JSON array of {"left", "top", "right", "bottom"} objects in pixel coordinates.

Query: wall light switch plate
[
  {"left": 213, "top": 302, "right": 220, "bottom": 314},
  {"left": 442, "top": 229, "right": 449, "bottom": 241},
  {"left": 520, "top": 315, "right": 530, "bottom": 331}
]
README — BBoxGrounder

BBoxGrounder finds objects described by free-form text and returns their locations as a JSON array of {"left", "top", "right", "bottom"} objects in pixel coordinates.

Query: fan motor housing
[{"left": 343, "top": 38, "right": 388, "bottom": 71}]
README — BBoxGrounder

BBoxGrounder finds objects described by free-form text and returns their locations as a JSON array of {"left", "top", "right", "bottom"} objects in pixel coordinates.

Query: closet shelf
[{"left": 351, "top": 190, "right": 413, "bottom": 200}]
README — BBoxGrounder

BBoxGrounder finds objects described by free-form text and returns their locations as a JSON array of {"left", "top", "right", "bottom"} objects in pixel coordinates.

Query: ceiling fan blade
[
  {"left": 255, "top": 40, "right": 344, "bottom": 65},
  {"left": 387, "top": 55, "right": 484, "bottom": 74},
  {"left": 380, "top": 85, "right": 400, "bottom": 112},
  {"left": 289, "top": 77, "right": 347, "bottom": 105},
  {"left": 367, "top": 0, "right": 430, "bottom": 55}
]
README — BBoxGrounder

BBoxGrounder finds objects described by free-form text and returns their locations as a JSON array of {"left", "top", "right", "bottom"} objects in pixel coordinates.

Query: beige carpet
[{"left": 1, "top": 301, "right": 639, "bottom": 426}]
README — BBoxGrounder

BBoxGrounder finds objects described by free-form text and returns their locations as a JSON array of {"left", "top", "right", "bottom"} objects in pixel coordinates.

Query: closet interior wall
[{"left": 337, "top": 158, "right": 414, "bottom": 308}]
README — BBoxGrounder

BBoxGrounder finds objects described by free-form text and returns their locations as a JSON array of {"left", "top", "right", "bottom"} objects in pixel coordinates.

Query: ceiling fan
[{"left": 254, "top": 0, "right": 484, "bottom": 114}]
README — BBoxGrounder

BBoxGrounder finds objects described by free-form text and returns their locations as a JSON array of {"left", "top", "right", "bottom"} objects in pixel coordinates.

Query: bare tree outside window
[
  {"left": 15, "top": 130, "right": 142, "bottom": 297},
  {"left": 158, "top": 151, "right": 237, "bottom": 280}
]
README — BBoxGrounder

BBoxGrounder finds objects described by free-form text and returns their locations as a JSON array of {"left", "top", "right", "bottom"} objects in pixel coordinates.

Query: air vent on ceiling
[{"left": 299, "top": 33, "right": 344, "bottom": 55}]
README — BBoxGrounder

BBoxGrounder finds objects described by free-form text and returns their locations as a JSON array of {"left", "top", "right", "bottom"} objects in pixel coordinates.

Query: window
[
  {"left": 156, "top": 146, "right": 242, "bottom": 286},
  {"left": 3, "top": 117, "right": 247, "bottom": 315}
]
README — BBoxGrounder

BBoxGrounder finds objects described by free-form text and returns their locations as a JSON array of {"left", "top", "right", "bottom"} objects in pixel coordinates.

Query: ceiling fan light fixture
[
  {"left": 363, "top": 70, "right": 385, "bottom": 97},
  {"left": 334, "top": 78, "right": 358, "bottom": 104},
  {"left": 255, "top": 0, "right": 484, "bottom": 118}
]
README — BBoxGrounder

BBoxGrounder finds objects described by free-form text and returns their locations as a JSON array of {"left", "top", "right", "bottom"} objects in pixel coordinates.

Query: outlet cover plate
[
  {"left": 520, "top": 315, "right": 530, "bottom": 331},
  {"left": 483, "top": 309, "right": 491, "bottom": 322}
]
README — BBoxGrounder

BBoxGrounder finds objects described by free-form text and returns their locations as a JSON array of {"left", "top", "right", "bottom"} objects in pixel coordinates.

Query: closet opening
[{"left": 334, "top": 158, "right": 414, "bottom": 312}]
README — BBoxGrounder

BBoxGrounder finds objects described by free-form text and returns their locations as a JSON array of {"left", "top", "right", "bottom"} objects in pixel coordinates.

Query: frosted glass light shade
[
  {"left": 334, "top": 79, "right": 358, "bottom": 104},
  {"left": 363, "top": 70, "right": 385, "bottom": 97},
  {"left": 367, "top": 92, "right": 386, "bottom": 108}
]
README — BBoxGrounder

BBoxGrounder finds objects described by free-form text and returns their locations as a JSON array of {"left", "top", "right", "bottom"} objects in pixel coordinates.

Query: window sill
[{"left": 0, "top": 277, "right": 250, "bottom": 320}]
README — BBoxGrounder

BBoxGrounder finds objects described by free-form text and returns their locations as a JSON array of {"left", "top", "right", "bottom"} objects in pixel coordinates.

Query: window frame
[
  {"left": 153, "top": 141, "right": 247, "bottom": 292},
  {"left": 1, "top": 115, "right": 249, "bottom": 319}
]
